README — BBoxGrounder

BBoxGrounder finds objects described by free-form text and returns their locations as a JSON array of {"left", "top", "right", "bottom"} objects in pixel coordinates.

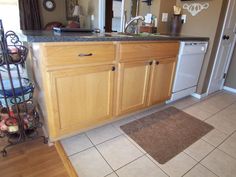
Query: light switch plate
[
  {"left": 181, "top": 14, "right": 187, "bottom": 23},
  {"left": 162, "top": 13, "right": 168, "bottom": 22}
]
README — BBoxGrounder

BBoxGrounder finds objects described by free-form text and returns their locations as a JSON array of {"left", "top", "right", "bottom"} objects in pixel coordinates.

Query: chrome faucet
[{"left": 124, "top": 16, "right": 145, "bottom": 34}]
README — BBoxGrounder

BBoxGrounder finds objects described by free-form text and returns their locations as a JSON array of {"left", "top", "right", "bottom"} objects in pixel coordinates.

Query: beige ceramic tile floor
[{"left": 61, "top": 91, "right": 236, "bottom": 177}]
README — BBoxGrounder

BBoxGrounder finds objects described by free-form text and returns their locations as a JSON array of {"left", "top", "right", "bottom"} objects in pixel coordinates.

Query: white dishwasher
[{"left": 170, "top": 41, "right": 208, "bottom": 102}]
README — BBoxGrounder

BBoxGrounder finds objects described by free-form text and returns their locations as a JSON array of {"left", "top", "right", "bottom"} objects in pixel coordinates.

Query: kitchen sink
[
  {"left": 104, "top": 33, "right": 134, "bottom": 38},
  {"left": 78, "top": 33, "right": 134, "bottom": 38},
  {"left": 76, "top": 32, "right": 171, "bottom": 39},
  {"left": 133, "top": 33, "right": 171, "bottom": 37}
]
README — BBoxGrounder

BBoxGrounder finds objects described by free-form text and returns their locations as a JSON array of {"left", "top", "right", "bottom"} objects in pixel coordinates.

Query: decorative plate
[{"left": 43, "top": 0, "right": 56, "bottom": 11}]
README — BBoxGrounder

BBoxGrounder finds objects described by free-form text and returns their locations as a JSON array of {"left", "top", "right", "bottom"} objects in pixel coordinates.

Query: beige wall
[
  {"left": 78, "top": 0, "right": 99, "bottom": 28},
  {"left": 138, "top": 0, "right": 177, "bottom": 33},
  {"left": 158, "top": 0, "right": 176, "bottom": 33},
  {"left": 124, "top": 0, "right": 133, "bottom": 21},
  {"left": 139, "top": 0, "right": 161, "bottom": 21},
  {"left": 176, "top": 0, "right": 224, "bottom": 94},
  {"left": 39, "top": 0, "right": 99, "bottom": 29},
  {"left": 225, "top": 46, "right": 236, "bottom": 89},
  {"left": 39, "top": 0, "right": 67, "bottom": 28}
]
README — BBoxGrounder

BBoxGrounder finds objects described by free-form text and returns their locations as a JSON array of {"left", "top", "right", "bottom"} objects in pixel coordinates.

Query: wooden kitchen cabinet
[
  {"left": 148, "top": 58, "right": 176, "bottom": 106},
  {"left": 42, "top": 43, "right": 115, "bottom": 67},
  {"left": 48, "top": 65, "right": 115, "bottom": 138},
  {"left": 30, "top": 41, "right": 179, "bottom": 140},
  {"left": 116, "top": 61, "right": 151, "bottom": 115}
]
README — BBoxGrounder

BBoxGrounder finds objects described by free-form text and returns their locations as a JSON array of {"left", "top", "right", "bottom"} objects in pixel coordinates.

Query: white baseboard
[
  {"left": 191, "top": 92, "right": 208, "bottom": 99},
  {"left": 42, "top": 126, "right": 54, "bottom": 146},
  {"left": 223, "top": 86, "right": 236, "bottom": 94}
]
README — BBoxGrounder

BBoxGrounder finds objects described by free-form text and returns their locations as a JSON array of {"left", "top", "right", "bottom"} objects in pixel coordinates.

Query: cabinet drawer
[
  {"left": 119, "top": 42, "right": 179, "bottom": 61},
  {"left": 42, "top": 43, "right": 116, "bottom": 66}
]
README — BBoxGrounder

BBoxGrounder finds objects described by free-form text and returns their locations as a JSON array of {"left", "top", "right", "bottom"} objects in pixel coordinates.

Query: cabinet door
[
  {"left": 148, "top": 58, "right": 176, "bottom": 106},
  {"left": 49, "top": 65, "right": 115, "bottom": 138},
  {"left": 116, "top": 61, "right": 151, "bottom": 115}
]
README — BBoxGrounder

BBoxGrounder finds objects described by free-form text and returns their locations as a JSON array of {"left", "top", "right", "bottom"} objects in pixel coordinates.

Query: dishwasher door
[
  {"left": 172, "top": 41, "right": 208, "bottom": 93},
  {"left": 172, "top": 53, "right": 206, "bottom": 92}
]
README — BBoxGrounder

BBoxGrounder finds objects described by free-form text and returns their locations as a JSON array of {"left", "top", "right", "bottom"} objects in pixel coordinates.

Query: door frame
[
  {"left": 98, "top": 0, "right": 105, "bottom": 32},
  {"left": 98, "top": 0, "right": 125, "bottom": 32},
  {"left": 207, "top": 0, "right": 236, "bottom": 95}
]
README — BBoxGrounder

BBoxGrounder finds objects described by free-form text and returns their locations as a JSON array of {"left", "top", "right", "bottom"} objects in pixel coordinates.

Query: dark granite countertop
[{"left": 21, "top": 30, "right": 209, "bottom": 43}]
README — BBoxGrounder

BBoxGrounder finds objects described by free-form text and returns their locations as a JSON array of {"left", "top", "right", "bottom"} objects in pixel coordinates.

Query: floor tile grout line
[
  {"left": 200, "top": 128, "right": 230, "bottom": 147},
  {"left": 104, "top": 172, "right": 113, "bottom": 177},
  {"left": 183, "top": 98, "right": 236, "bottom": 123},
  {"left": 175, "top": 92, "right": 223, "bottom": 116},
  {"left": 85, "top": 132, "right": 166, "bottom": 177},
  {"left": 180, "top": 95, "right": 236, "bottom": 177},
  {"left": 203, "top": 127, "right": 229, "bottom": 138},
  {"left": 181, "top": 146, "right": 220, "bottom": 177},
  {"left": 181, "top": 148, "right": 220, "bottom": 177},
  {"left": 181, "top": 129, "right": 236, "bottom": 177},
  {"left": 198, "top": 130, "right": 236, "bottom": 175},
  {"left": 215, "top": 130, "right": 236, "bottom": 160},
  {"left": 171, "top": 97, "right": 201, "bottom": 110},
  {"left": 113, "top": 133, "right": 145, "bottom": 155},
  {"left": 84, "top": 133, "right": 118, "bottom": 176},
  {"left": 203, "top": 100, "right": 236, "bottom": 122},
  {"left": 113, "top": 154, "right": 145, "bottom": 173},
  {"left": 114, "top": 171, "right": 120, "bottom": 177},
  {"left": 145, "top": 154, "right": 171, "bottom": 177},
  {"left": 85, "top": 133, "right": 154, "bottom": 177},
  {"left": 112, "top": 120, "right": 171, "bottom": 177},
  {"left": 67, "top": 144, "right": 95, "bottom": 158},
  {"left": 182, "top": 91, "right": 234, "bottom": 111},
  {"left": 180, "top": 157, "right": 220, "bottom": 177},
  {"left": 104, "top": 171, "right": 119, "bottom": 177},
  {"left": 172, "top": 91, "right": 224, "bottom": 110},
  {"left": 67, "top": 133, "right": 124, "bottom": 158},
  {"left": 88, "top": 133, "right": 123, "bottom": 147},
  {"left": 122, "top": 133, "right": 147, "bottom": 154},
  {"left": 215, "top": 147, "right": 236, "bottom": 161},
  {"left": 184, "top": 91, "right": 224, "bottom": 106},
  {"left": 201, "top": 137, "right": 223, "bottom": 148}
]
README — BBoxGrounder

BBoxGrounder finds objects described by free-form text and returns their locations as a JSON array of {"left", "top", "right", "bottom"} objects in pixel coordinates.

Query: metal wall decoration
[
  {"left": 0, "top": 20, "right": 47, "bottom": 157},
  {"left": 183, "top": 3, "right": 209, "bottom": 16},
  {"left": 66, "top": 0, "right": 78, "bottom": 20}
]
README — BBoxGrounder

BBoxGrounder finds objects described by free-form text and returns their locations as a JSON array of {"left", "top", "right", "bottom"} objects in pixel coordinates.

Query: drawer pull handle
[
  {"left": 78, "top": 53, "right": 93, "bottom": 57},
  {"left": 156, "top": 61, "right": 160, "bottom": 65},
  {"left": 112, "top": 66, "right": 116, "bottom": 71},
  {"left": 149, "top": 61, "right": 153, "bottom": 65}
]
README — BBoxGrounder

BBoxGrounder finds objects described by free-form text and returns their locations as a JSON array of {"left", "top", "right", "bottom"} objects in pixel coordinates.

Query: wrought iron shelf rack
[{"left": 0, "top": 20, "right": 47, "bottom": 157}]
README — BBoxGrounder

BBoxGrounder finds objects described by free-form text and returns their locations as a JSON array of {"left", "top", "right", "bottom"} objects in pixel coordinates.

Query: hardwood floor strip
[
  {"left": 55, "top": 141, "right": 78, "bottom": 177},
  {"left": 0, "top": 139, "right": 68, "bottom": 177}
]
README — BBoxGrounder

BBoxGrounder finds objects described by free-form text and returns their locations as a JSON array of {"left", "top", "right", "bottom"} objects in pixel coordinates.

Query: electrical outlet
[
  {"left": 181, "top": 14, "right": 187, "bottom": 23},
  {"left": 162, "top": 13, "right": 168, "bottom": 22}
]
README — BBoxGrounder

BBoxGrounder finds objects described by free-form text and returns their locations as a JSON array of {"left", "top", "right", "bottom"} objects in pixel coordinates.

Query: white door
[{"left": 208, "top": 0, "right": 236, "bottom": 94}]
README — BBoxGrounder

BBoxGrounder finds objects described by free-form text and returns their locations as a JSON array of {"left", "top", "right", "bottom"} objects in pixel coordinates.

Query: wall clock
[{"left": 43, "top": 0, "right": 56, "bottom": 11}]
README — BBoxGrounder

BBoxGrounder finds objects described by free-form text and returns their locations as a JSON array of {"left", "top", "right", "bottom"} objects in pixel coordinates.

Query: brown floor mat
[{"left": 120, "top": 107, "right": 214, "bottom": 164}]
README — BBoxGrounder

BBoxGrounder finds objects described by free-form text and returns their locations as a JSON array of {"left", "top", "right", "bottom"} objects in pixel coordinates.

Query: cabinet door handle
[
  {"left": 223, "top": 35, "right": 230, "bottom": 40},
  {"left": 156, "top": 61, "right": 160, "bottom": 65},
  {"left": 149, "top": 61, "right": 153, "bottom": 65},
  {"left": 78, "top": 53, "right": 93, "bottom": 57},
  {"left": 112, "top": 66, "right": 116, "bottom": 71}
]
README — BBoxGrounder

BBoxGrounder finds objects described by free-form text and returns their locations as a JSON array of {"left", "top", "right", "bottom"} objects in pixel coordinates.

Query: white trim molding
[
  {"left": 191, "top": 92, "right": 208, "bottom": 99},
  {"left": 223, "top": 86, "right": 236, "bottom": 94},
  {"left": 98, "top": 0, "right": 105, "bottom": 32}
]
